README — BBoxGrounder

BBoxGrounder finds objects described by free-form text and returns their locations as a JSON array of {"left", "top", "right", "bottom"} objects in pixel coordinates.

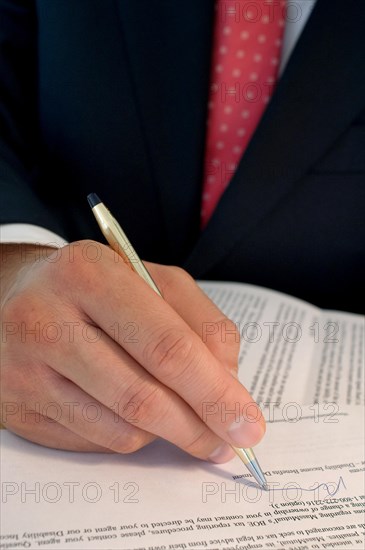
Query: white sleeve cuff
[{"left": 0, "top": 224, "right": 68, "bottom": 248}]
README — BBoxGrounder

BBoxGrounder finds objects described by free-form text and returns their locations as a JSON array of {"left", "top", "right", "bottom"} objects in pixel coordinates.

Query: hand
[{"left": 1, "top": 241, "right": 265, "bottom": 461}]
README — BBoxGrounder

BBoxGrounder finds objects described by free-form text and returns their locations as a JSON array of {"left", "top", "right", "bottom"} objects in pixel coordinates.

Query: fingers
[
  {"left": 43, "top": 328, "right": 236, "bottom": 462},
  {"left": 5, "top": 413, "right": 112, "bottom": 453},
  {"left": 2, "top": 241, "right": 265, "bottom": 460},
  {"left": 65, "top": 251, "right": 265, "bottom": 449},
  {"left": 1, "top": 355, "right": 156, "bottom": 453},
  {"left": 145, "top": 263, "right": 240, "bottom": 377}
]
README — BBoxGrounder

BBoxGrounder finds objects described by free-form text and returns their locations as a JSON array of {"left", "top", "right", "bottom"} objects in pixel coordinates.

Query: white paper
[
  {"left": 1, "top": 407, "right": 364, "bottom": 549},
  {"left": 198, "top": 282, "right": 364, "bottom": 407},
  {"left": 1, "top": 281, "right": 364, "bottom": 550}
]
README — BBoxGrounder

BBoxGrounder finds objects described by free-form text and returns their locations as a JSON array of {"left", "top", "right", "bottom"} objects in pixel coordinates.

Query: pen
[{"left": 87, "top": 192, "right": 268, "bottom": 490}]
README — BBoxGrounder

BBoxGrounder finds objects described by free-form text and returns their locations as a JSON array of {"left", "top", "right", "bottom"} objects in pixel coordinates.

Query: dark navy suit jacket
[{"left": 0, "top": 0, "right": 364, "bottom": 312}]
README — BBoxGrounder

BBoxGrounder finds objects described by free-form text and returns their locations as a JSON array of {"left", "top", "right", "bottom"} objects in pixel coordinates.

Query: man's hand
[{"left": 1, "top": 241, "right": 265, "bottom": 461}]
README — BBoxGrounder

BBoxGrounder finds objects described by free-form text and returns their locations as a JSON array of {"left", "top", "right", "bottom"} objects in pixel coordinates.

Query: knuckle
[
  {"left": 2, "top": 292, "right": 32, "bottom": 324},
  {"left": 57, "top": 241, "right": 99, "bottom": 285},
  {"left": 54, "top": 241, "right": 114, "bottom": 303},
  {"left": 201, "top": 380, "right": 232, "bottom": 414},
  {"left": 2, "top": 293, "right": 62, "bottom": 350},
  {"left": 2, "top": 294, "right": 45, "bottom": 349},
  {"left": 157, "top": 265, "right": 195, "bottom": 295},
  {"left": 167, "top": 265, "right": 194, "bottom": 283},
  {"left": 116, "top": 380, "right": 164, "bottom": 429},
  {"left": 144, "top": 328, "right": 196, "bottom": 380},
  {"left": 183, "top": 428, "right": 212, "bottom": 457},
  {"left": 106, "top": 430, "right": 148, "bottom": 454}
]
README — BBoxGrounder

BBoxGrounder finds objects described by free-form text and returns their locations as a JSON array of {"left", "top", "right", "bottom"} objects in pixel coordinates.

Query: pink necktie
[{"left": 201, "top": 0, "right": 286, "bottom": 228}]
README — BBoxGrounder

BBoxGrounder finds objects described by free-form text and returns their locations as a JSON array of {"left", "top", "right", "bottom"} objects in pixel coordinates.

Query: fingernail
[
  {"left": 208, "top": 443, "right": 236, "bottom": 463},
  {"left": 228, "top": 417, "right": 264, "bottom": 448}
]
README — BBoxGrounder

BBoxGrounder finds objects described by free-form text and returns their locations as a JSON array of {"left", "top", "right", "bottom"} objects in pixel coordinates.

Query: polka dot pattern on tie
[{"left": 201, "top": 0, "right": 286, "bottom": 228}]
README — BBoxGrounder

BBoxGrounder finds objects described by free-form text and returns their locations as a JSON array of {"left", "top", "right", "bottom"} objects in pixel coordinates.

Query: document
[
  {"left": 1, "top": 282, "right": 364, "bottom": 550},
  {"left": 199, "top": 282, "right": 364, "bottom": 407}
]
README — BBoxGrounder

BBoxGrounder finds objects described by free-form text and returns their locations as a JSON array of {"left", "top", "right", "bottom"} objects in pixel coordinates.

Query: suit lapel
[
  {"left": 116, "top": 0, "right": 214, "bottom": 263},
  {"left": 184, "top": 0, "right": 365, "bottom": 277}
]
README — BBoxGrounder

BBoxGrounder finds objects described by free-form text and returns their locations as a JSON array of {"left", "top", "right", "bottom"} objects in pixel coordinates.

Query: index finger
[{"left": 145, "top": 263, "right": 240, "bottom": 378}]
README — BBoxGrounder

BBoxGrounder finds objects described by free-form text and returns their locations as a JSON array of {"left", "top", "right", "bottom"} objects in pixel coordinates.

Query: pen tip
[{"left": 87, "top": 193, "right": 101, "bottom": 208}]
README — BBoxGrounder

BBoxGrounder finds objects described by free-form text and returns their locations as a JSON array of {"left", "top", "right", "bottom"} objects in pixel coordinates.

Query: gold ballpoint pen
[{"left": 87, "top": 193, "right": 268, "bottom": 490}]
